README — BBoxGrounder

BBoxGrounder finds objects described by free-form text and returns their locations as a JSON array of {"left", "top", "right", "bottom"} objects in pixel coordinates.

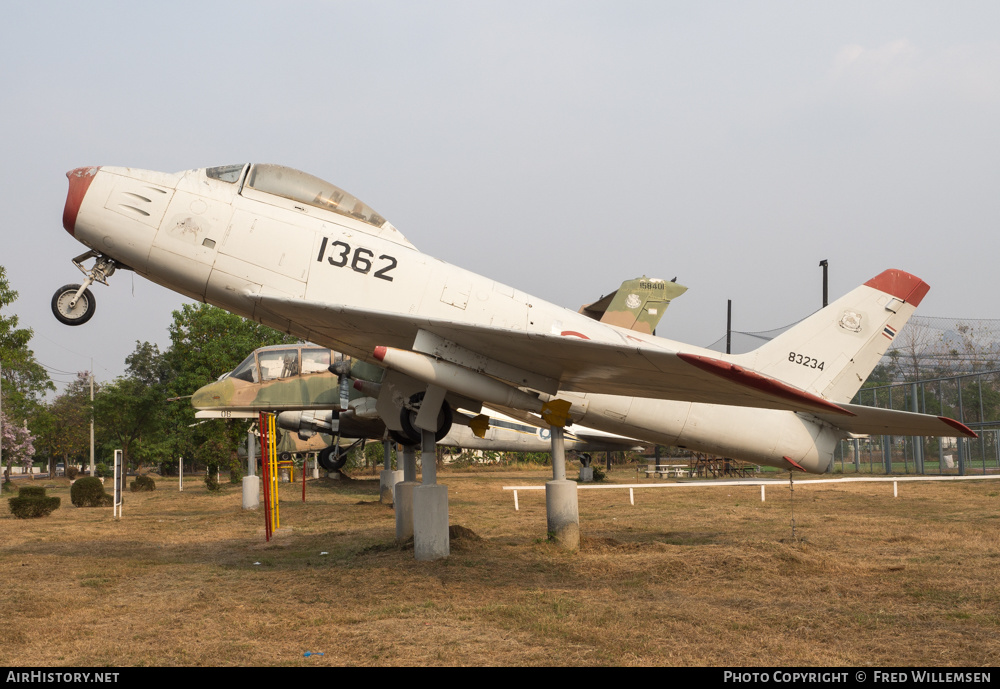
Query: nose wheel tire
[
  {"left": 399, "top": 392, "right": 453, "bottom": 444},
  {"left": 51, "top": 284, "right": 96, "bottom": 326}
]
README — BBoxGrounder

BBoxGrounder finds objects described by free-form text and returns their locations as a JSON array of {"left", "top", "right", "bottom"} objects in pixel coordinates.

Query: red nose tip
[{"left": 63, "top": 167, "right": 99, "bottom": 236}]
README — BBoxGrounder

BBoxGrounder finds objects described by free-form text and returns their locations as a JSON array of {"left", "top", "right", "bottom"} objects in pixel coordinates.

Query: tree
[
  {"left": 34, "top": 372, "right": 93, "bottom": 475},
  {"left": 162, "top": 304, "right": 297, "bottom": 474},
  {"left": 890, "top": 320, "right": 939, "bottom": 382},
  {"left": 0, "top": 267, "right": 53, "bottom": 423},
  {"left": 2, "top": 409, "right": 35, "bottom": 483},
  {"left": 0, "top": 266, "right": 51, "bottom": 479},
  {"left": 94, "top": 375, "right": 163, "bottom": 474},
  {"left": 92, "top": 342, "right": 174, "bottom": 474}
]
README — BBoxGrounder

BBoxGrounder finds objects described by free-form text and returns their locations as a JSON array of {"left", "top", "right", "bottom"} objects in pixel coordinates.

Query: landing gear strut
[{"left": 51, "top": 251, "right": 118, "bottom": 326}]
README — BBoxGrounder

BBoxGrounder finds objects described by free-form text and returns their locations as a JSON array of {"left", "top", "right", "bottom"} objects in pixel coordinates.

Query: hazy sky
[{"left": 2, "top": 1, "right": 999, "bottom": 393}]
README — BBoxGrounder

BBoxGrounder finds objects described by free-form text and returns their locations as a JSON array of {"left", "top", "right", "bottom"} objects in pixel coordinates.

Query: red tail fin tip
[{"left": 864, "top": 270, "right": 930, "bottom": 307}]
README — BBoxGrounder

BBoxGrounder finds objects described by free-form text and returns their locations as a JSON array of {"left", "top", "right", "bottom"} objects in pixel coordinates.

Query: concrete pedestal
[
  {"left": 380, "top": 469, "right": 404, "bottom": 505},
  {"left": 579, "top": 467, "right": 594, "bottom": 482},
  {"left": 413, "top": 483, "right": 450, "bottom": 560},
  {"left": 395, "top": 480, "right": 418, "bottom": 541},
  {"left": 544, "top": 427, "right": 580, "bottom": 550},
  {"left": 545, "top": 479, "right": 580, "bottom": 549},
  {"left": 242, "top": 476, "right": 260, "bottom": 510}
]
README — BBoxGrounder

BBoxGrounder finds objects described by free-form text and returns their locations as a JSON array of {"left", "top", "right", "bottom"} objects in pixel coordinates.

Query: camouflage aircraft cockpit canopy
[{"left": 227, "top": 346, "right": 337, "bottom": 384}]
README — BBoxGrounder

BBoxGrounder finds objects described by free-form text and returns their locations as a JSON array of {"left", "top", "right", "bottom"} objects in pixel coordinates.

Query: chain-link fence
[{"left": 704, "top": 316, "right": 1000, "bottom": 475}]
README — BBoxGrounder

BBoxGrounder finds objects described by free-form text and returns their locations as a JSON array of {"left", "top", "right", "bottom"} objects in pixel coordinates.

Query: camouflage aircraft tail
[
  {"left": 733, "top": 270, "right": 928, "bottom": 404},
  {"left": 580, "top": 276, "right": 687, "bottom": 335}
]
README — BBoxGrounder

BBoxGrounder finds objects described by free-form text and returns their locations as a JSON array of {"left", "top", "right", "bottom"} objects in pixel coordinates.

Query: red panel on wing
[
  {"left": 864, "top": 269, "right": 930, "bottom": 307},
  {"left": 677, "top": 353, "right": 854, "bottom": 416},
  {"left": 938, "top": 416, "right": 978, "bottom": 438}
]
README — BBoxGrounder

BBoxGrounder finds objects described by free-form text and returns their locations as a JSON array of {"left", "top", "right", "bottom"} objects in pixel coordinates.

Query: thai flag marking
[{"left": 883, "top": 325, "right": 897, "bottom": 340}]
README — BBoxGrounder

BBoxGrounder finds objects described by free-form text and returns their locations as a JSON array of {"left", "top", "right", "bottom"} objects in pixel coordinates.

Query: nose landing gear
[{"left": 51, "top": 251, "right": 118, "bottom": 326}]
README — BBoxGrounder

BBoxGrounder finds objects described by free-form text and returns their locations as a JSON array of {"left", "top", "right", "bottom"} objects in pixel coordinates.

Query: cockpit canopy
[
  {"left": 205, "top": 163, "right": 403, "bottom": 237},
  {"left": 227, "top": 345, "right": 344, "bottom": 384}
]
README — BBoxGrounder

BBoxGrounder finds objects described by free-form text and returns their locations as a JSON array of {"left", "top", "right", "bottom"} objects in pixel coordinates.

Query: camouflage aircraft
[{"left": 192, "top": 343, "right": 646, "bottom": 471}]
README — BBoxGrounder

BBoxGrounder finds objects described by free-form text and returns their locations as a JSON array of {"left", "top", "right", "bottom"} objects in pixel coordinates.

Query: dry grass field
[{"left": 1, "top": 467, "right": 998, "bottom": 667}]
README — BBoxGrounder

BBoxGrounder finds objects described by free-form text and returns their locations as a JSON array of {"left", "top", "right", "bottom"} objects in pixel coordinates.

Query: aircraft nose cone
[{"left": 62, "top": 167, "right": 100, "bottom": 235}]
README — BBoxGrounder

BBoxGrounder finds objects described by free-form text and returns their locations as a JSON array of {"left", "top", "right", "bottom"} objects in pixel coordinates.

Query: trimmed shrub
[
  {"left": 71, "top": 476, "right": 113, "bottom": 507},
  {"left": 17, "top": 486, "right": 48, "bottom": 499},
  {"left": 95, "top": 463, "right": 112, "bottom": 479},
  {"left": 65, "top": 466, "right": 79, "bottom": 480},
  {"left": 130, "top": 475, "right": 156, "bottom": 492},
  {"left": 9, "top": 486, "right": 60, "bottom": 519}
]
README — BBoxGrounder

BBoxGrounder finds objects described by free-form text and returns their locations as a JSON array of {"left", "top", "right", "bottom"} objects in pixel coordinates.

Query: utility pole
[
  {"left": 89, "top": 360, "right": 95, "bottom": 477},
  {"left": 726, "top": 300, "right": 732, "bottom": 354},
  {"left": 819, "top": 259, "right": 829, "bottom": 308}
]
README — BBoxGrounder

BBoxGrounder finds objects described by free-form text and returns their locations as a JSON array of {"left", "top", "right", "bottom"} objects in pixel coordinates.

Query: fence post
[{"left": 912, "top": 382, "right": 924, "bottom": 474}]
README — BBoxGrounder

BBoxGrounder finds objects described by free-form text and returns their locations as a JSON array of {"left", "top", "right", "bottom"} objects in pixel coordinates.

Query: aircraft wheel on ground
[
  {"left": 51, "top": 284, "right": 96, "bottom": 326},
  {"left": 399, "top": 392, "right": 453, "bottom": 444},
  {"left": 318, "top": 445, "right": 349, "bottom": 472}
]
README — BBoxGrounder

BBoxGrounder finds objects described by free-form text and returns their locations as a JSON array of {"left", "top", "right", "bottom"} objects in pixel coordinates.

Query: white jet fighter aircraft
[{"left": 55, "top": 164, "right": 976, "bottom": 474}]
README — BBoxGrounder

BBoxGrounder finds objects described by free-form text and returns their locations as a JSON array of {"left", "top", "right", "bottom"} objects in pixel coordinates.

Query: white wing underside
[{"left": 251, "top": 295, "right": 851, "bottom": 417}]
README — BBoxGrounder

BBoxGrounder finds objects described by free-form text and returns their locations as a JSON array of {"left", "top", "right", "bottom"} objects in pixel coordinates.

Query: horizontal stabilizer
[{"left": 812, "top": 404, "right": 977, "bottom": 438}]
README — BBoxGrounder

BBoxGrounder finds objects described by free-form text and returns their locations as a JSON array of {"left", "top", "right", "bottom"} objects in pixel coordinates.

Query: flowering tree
[{"left": 2, "top": 409, "right": 35, "bottom": 481}]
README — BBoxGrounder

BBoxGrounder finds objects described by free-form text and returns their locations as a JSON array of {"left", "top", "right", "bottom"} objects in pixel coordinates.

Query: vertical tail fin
[
  {"left": 734, "top": 270, "right": 929, "bottom": 403},
  {"left": 580, "top": 277, "right": 687, "bottom": 335}
]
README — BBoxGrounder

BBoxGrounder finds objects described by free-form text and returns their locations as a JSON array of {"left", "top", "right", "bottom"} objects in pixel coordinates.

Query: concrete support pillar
[
  {"left": 545, "top": 427, "right": 579, "bottom": 550},
  {"left": 413, "top": 429, "right": 449, "bottom": 560},
  {"left": 380, "top": 440, "right": 402, "bottom": 504},
  {"left": 395, "top": 445, "right": 418, "bottom": 541},
  {"left": 242, "top": 476, "right": 260, "bottom": 510},
  {"left": 312, "top": 453, "right": 319, "bottom": 479},
  {"left": 242, "top": 431, "right": 257, "bottom": 508}
]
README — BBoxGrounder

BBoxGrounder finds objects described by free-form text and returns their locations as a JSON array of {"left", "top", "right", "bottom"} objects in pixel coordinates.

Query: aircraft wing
[
  {"left": 251, "top": 295, "right": 852, "bottom": 417},
  {"left": 811, "top": 404, "right": 977, "bottom": 438}
]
